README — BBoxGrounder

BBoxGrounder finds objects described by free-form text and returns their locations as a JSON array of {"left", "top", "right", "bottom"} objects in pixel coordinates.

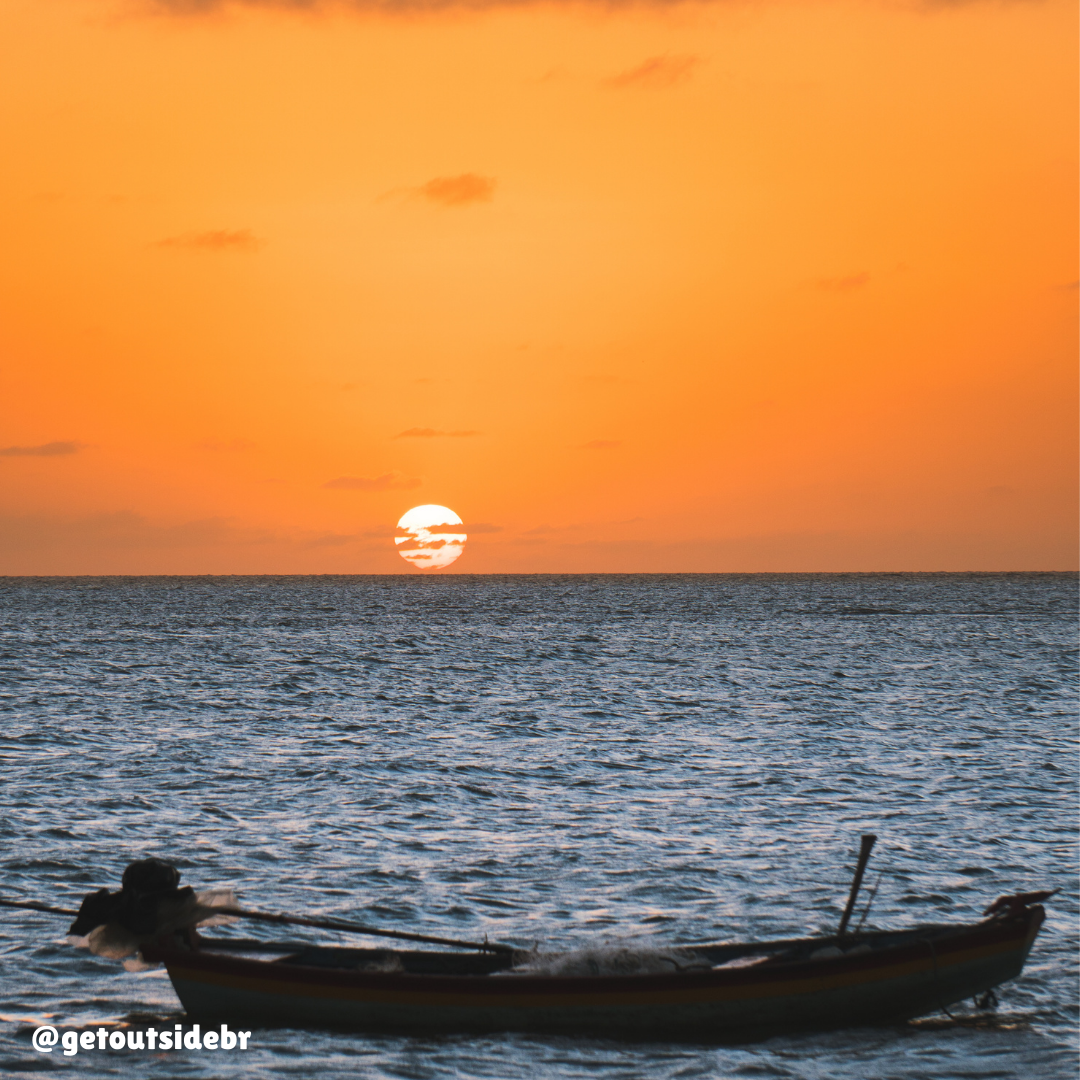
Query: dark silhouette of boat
[{"left": 141, "top": 893, "right": 1048, "bottom": 1039}]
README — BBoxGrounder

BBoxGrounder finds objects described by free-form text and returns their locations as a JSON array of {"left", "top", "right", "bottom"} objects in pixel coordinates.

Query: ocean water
[{"left": 0, "top": 572, "right": 1076, "bottom": 1079}]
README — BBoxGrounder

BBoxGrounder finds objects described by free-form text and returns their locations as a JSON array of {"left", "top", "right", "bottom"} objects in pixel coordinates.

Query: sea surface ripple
[{"left": 0, "top": 573, "right": 1076, "bottom": 1078}]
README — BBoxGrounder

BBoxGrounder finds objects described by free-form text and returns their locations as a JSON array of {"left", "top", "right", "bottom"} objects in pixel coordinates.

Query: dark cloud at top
[
  {"left": 0, "top": 441, "right": 82, "bottom": 457},
  {"left": 145, "top": 0, "right": 1030, "bottom": 14},
  {"left": 146, "top": 0, "right": 529, "bottom": 12}
]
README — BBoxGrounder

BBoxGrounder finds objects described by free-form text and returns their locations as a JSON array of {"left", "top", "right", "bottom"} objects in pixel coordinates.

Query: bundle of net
[{"left": 66, "top": 858, "right": 237, "bottom": 971}]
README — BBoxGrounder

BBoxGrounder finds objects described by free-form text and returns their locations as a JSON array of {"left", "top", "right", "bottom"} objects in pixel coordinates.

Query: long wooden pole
[
  {"left": 214, "top": 905, "right": 517, "bottom": 955},
  {"left": 0, "top": 897, "right": 78, "bottom": 917},
  {"left": 837, "top": 834, "right": 877, "bottom": 938},
  {"left": 0, "top": 894, "right": 515, "bottom": 955}
]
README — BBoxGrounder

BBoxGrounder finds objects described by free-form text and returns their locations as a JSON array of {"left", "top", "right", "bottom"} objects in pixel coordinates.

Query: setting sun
[{"left": 395, "top": 505, "right": 467, "bottom": 570}]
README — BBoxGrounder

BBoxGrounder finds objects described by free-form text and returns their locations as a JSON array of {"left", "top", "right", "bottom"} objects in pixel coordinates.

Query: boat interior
[{"left": 189, "top": 922, "right": 964, "bottom": 977}]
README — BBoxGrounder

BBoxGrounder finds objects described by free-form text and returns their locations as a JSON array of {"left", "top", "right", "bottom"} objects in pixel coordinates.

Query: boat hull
[{"left": 151, "top": 907, "right": 1044, "bottom": 1039}]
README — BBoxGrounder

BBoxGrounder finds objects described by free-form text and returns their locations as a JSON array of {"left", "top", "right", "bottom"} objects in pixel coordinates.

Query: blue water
[{"left": 0, "top": 573, "right": 1076, "bottom": 1078}]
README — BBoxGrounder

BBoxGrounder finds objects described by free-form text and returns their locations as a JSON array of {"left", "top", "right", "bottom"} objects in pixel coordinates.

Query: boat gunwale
[{"left": 143, "top": 907, "right": 1044, "bottom": 998}]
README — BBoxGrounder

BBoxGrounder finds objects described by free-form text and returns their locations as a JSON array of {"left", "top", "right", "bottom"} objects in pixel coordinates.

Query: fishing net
[
  {"left": 67, "top": 858, "right": 238, "bottom": 963},
  {"left": 501, "top": 945, "right": 713, "bottom": 977}
]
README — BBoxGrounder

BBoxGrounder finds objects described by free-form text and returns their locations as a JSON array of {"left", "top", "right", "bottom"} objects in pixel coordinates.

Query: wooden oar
[
  {"left": 0, "top": 893, "right": 514, "bottom": 955},
  {"left": 837, "top": 833, "right": 877, "bottom": 937}
]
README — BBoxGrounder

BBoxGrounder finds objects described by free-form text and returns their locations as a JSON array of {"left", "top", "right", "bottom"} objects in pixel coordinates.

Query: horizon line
[{"left": 0, "top": 569, "right": 1075, "bottom": 580}]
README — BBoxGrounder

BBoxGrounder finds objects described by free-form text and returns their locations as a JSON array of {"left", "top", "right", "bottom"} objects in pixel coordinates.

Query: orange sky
[{"left": 0, "top": 0, "right": 1075, "bottom": 574}]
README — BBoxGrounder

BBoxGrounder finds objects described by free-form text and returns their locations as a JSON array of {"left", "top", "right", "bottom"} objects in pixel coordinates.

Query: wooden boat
[{"left": 141, "top": 892, "right": 1049, "bottom": 1039}]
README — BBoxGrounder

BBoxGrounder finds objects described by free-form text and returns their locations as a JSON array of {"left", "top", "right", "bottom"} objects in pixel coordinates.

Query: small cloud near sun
[
  {"left": 581, "top": 440, "right": 621, "bottom": 449},
  {"left": 0, "top": 441, "right": 82, "bottom": 457},
  {"left": 391, "top": 520, "right": 499, "bottom": 534},
  {"left": 417, "top": 174, "right": 496, "bottom": 207},
  {"left": 394, "top": 428, "right": 480, "bottom": 438},
  {"left": 323, "top": 473, "right": 421, "bottom": 491},
  {"left": 525, "top": 523, "right": 583, "bottom": 535},
  {"left": 605, "top": 55, "right": 701, "bottom": 90},
  {"left": 815, "top": 272, "right": 870, "bottom": 293},
  {"left": 154, "top": 229, "right": 261, "bottom": 252}
]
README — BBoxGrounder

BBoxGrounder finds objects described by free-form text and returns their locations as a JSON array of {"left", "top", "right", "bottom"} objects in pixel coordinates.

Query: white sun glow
[{"left": 395, "top": 505, "right": 467, "bottom": 570}]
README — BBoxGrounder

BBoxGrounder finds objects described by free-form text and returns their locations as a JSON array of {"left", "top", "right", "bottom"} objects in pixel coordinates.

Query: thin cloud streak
[
  {"left": 154, "top": 229, "right": 261, "bottom": 252},
  {"left": 395, "top": 523, "right": 467, "bottom": 535},
  {"left": 324, "top": 473, "right": 421, "bottom": 491},
  {"left": 197, "top": 439, "right": 256, "bottom": 452},
  {"left": 605, "top": 55, "right": 700, "bottom": 89},
  {"left": 0, "top": 510, "right": 276, "bottom": 551},
  {"left": 0, "top": 441, "right": 82, "bottom": 457},
  {"left": 816, "top": 272, "right": 870, "bottom": 293},
  {"left": 394, "top": 428, "right": 480, "bottom": 438},
  {"left": 417, "top": 174, "right": 495, "bottom": 207}
]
